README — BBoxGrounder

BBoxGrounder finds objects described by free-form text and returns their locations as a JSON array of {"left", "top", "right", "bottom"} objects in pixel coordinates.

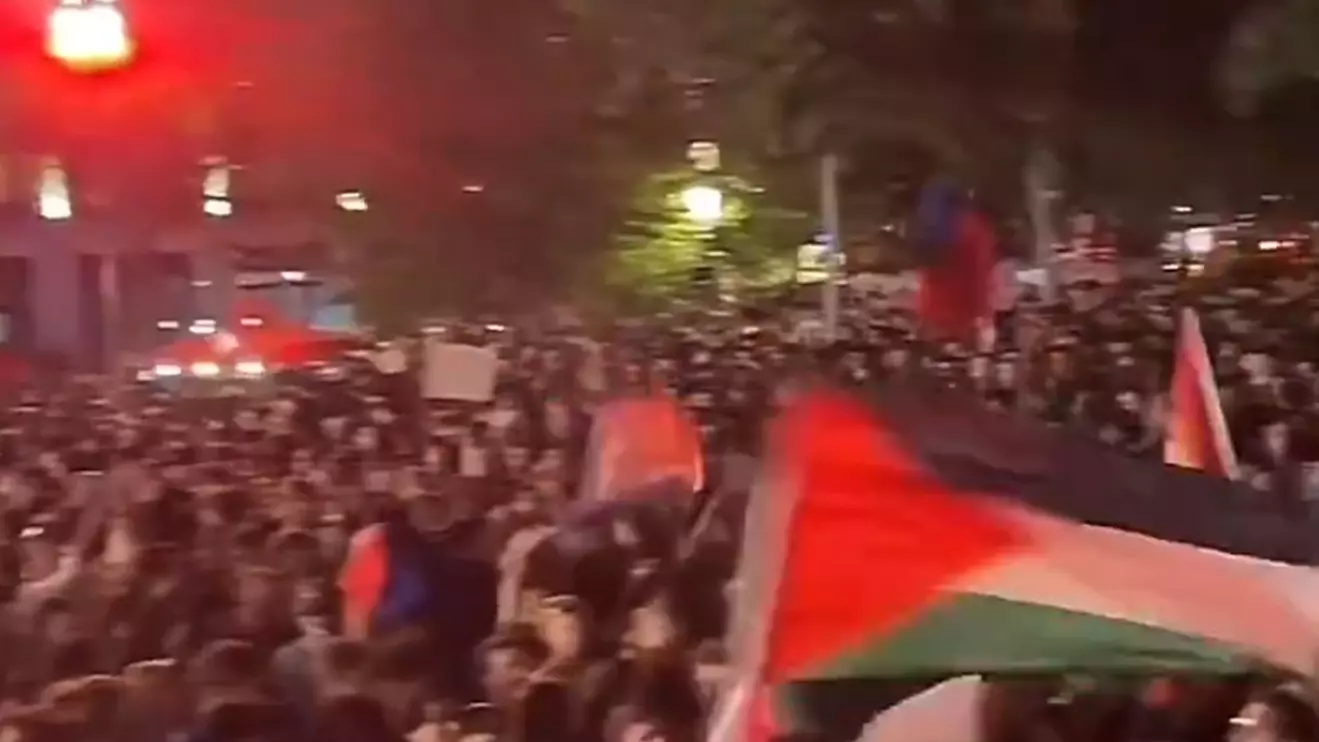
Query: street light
[
  {"left": 681, "top": 185, "right": 723, "bottom": 227},
  {"left": 46, "top": 0, "right": 134, "bottom": 73},
  {"left": 681, "top": 184, "right": 726, "bottom": 297}
]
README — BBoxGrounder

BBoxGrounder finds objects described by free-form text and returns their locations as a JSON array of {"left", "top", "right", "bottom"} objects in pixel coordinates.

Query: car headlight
[
  {"left": 234, "top": 360, "right": 266, "bottom": 377},
  {"left": 153, "top": 363, "right": 183, "bottom": 377},
  {"left": 190, "top": 361, "right": 221, "bottom": 377}
]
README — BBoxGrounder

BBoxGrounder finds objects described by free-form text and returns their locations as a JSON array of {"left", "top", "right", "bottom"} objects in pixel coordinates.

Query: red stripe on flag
[
  {"left": 762, "top": 392, "right": 1025, "bottom": 681},
  {"left": 338, "top": 524, "right": 389, "bottom": 639}
]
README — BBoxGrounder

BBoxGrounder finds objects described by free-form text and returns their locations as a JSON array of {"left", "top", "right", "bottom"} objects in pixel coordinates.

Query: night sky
[{"left": 0, "top": 0, "right": 1314, "bottom": 214}]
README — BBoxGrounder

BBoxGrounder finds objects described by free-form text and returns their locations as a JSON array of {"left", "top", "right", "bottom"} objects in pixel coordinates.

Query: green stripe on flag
[{"left": 797, "top": 594, "right": 1259, "bottom": 681}]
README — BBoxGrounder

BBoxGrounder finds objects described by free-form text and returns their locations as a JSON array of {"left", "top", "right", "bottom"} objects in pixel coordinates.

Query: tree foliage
[
  {"left": 563, "top": 0, "right": 813, "bottom": 163},
  {"left": 1220, "top": 0, "right": 1319, "bottom": 115},
  {"left": 604, "top": 168, "right": 809, "bottom": 308}
]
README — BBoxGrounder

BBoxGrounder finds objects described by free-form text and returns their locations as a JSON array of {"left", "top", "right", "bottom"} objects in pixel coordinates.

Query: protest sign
[{"left": 421, "top": 342, "right": 498, "bottom": 401}]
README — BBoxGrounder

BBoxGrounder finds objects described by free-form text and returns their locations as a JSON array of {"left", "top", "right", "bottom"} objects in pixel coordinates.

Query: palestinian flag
[
  {"left": 580, "top": 395, "right": 704, "bottom": 502},
  {"left": 1165, "top": 307, "right": 1238, "bottom": 478},
  {"left": 870, "top": 378, "right": 1307, "bottom": 562},
  {"left": 712, "top": 390, "right": 1319, "bottom": 742}
]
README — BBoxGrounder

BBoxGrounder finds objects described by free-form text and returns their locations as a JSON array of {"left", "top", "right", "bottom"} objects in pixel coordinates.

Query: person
[{"left": 0, "top": 266, "right": 1315, "bottom": 742}]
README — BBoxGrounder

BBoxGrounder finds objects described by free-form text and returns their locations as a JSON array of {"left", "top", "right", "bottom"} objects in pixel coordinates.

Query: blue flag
[{"left": 913, "top": 181, "right": 964, "bottom": 263}]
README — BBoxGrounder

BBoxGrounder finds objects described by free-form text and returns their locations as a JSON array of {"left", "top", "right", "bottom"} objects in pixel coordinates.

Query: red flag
[
  {"left": 580, "top": 396, "right": 705, "bottom": 502},
  {"left": 1164, "top": 308, "right": 1238, "bottom": 479},
  {"left": 917, "top": 209, "right": 997, "bottom": 341},
  {"left": 338, "top": 524, "right": 388, "bottom": 639}
]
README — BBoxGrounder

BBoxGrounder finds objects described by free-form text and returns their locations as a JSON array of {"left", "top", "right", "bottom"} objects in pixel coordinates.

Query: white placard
[
  {"left": 373, "top": 347, "right": 408, "bottom": 375},
  {"left": 421, "top": 342, "right": 498, "bottom": 401}
]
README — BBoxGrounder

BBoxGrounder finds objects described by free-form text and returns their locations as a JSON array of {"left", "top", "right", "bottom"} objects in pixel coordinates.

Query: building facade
[{"left": 0, "top": 211, "right": 348, "bottom": 370}]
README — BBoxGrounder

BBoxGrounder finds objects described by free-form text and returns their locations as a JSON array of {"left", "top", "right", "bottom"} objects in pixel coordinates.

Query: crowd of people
[{"left": 0, "top": 264, "right": 1314, "bottom": 742}]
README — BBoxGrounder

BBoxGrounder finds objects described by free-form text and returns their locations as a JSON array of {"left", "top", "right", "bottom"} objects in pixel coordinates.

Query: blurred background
[{"left": 0, "top": 0, "right": 1317, "bottom": 367}]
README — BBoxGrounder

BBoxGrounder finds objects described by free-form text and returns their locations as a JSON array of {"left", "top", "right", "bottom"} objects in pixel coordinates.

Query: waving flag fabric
[
  {"left": 913, "top": 183, "right": 998, "bottom": 341},
  {"left": 711, "top": 390, "right": 1317, "bottom": 742},
  {"left": 1165, "top": 308, "right": 1238, "bottom": 479},
  {"left": 339, "top": 524, "right": 387, "bottom": 639},
  {"left": 338, "top": 520, "right": 434, "bottom": 639},
  {"left": 869, "top": 378, "right": 1306, "bottom": 562},
  {"left": 580, "top": 395, "right": 704, "bottom": 502}
]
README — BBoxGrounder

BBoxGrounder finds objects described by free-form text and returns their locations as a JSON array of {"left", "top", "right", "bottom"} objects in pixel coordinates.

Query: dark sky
[
  {"left": 1072, "top": 0, "right": 1248, "bottom": 117},
  {"left": 0, "top": 0, "right": 1306, "bottom": 209}
]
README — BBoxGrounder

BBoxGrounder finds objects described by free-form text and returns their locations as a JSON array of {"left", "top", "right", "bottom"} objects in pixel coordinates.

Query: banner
[{"left": 420, "top": 342, "right": 498, "bottom": 401}]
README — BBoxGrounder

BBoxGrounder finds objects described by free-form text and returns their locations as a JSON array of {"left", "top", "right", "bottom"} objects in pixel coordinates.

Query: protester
[{"left": 0, "top": 266, "right": 1313, "bottom": 742}]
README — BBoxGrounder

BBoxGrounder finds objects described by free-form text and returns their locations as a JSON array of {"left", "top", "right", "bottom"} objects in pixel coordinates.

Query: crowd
[{"left": 0, "top": 265, "right": 1315, "bottom": 742}]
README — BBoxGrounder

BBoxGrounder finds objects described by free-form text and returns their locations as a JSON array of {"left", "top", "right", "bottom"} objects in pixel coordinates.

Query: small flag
[
  {"left": 338, "top": 520, "right": 435, "bottom": 638},
  {"left": 580, "top": 396, "right": 704, "bottom": 502},
  {"left": 913, "top": 183, "right": 998, "bottom": 341},
  {"left": 1165, "top": 308, "right": 1238, "bottom": 479},
  {"left": 339, "top": 525, "right": 388, "bottom": 639}
]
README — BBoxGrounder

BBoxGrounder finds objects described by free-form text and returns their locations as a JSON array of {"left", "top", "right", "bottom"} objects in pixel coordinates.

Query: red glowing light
[{"left": 46, "top": 0, "right": 134, "bottom": 72}]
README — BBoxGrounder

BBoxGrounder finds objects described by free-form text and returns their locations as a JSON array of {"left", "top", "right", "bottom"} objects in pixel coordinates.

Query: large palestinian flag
[
  {"left": 870, "top": 378, "right": 1311, "bottom": 563},
  {"left": 712, "top": 389, "right": 1319, "bottom": 742}
]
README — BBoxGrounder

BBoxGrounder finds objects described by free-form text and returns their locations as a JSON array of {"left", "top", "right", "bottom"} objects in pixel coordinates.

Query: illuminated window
[
  {"left": 687, "top": 141, "right": 720, "bottom": 172},
  {"left": 203, "top": 199, "right": 233, "bottom": 217},
  {"left": 202, "top": 156, "right": 231, "bottom": 218},
  {"left": 37, "top": 157, "right": 72, "bottom": 220},
  {"left": 336, "top": 191, "right": 368, "bottom": 212}
]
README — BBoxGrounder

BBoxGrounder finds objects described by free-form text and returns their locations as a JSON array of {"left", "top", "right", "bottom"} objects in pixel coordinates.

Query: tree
[
  {"left": 563, "top": 0, "right": 813, "bottom": 160},
  {"left": 1220, "top": 0, "right": 1319, "bottom": 116},
  {"left": 604, "top": 168, "right": 809, "bottom": 308},
  {"left": 568, "top": 0, "right": 1085, "bottom": 273},
  {"left": 1213, "top": 0, "right": 1319, "bottom": 206}
]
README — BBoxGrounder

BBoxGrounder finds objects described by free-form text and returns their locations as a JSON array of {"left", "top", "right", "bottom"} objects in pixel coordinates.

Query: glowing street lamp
[
  {"left": 47, "top": 0, "right": 135, "bottom": 73},
  {"left": 681, "top": 185, "right": 724, "bottom": 227}
]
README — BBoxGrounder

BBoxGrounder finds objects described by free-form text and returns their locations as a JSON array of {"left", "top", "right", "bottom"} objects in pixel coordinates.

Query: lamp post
[{"left": 820, "top": 154, "right": 842, "bottom": 342}]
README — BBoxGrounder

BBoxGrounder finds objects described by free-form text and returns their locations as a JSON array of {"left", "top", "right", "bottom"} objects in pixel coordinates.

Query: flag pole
[
  {"left": 1025, "top": 144, "right": 1058, "bottom": 304},
  {"left": 821, "top": 153, "right": 842, "bottom": 343}
]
